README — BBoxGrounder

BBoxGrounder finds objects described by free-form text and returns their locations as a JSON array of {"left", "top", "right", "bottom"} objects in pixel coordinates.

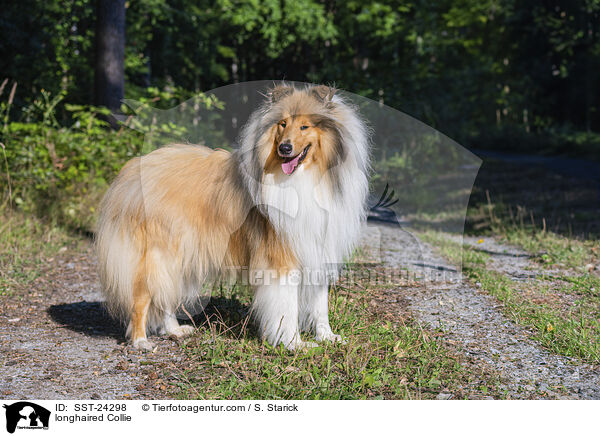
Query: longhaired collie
[{"left": 95, "top": 84, "right": 370, "bottom": 350}]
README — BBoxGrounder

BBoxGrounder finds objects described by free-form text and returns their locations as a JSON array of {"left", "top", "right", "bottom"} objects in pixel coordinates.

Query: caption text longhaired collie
[{"left": 96, "top": 84, "right": 370, "bottom": 350}]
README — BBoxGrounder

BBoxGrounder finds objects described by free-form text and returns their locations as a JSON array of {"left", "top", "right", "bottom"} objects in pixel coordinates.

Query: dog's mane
[{"left": 235, "top": 84, "right": 370, "bottom": 210}]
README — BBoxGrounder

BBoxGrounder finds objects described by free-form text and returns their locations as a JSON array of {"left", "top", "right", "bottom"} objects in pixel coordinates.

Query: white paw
[
  {"left": 168, "top": 325, "right": 195, "bottom": 338},
  {"left": 316, "top": 330, "right": 347, "bottom": 344},
  {"left": 132, "top": 338, "right": 156, "bottom": 351}
]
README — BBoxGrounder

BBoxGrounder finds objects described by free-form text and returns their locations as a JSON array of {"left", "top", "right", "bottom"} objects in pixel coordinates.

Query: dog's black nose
[{"left": 279, "top": 142, "right": 293, "bottom": 155}]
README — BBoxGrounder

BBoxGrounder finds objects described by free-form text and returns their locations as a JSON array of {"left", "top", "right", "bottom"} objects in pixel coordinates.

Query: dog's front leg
[
  {"left": 300, "top": 284, "right": 344, "bottom": 343},
  {"left": 251, "top": 269, "right": 316, "bottom": 350}
]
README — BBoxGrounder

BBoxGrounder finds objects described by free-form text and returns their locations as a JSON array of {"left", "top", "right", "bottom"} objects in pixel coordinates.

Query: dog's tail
[{"left": 94, "top": 160, "right": 144, "bottom": 324}]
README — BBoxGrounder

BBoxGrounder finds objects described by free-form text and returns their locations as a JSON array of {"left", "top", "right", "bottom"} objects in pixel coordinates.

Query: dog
[{"left": 95, "top": 84, "right": 370, "bottom": 350}]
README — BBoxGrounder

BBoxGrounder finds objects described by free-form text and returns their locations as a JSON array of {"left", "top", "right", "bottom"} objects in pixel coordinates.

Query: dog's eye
[
  {"left": 300, "top": 125, "right": 309, "bottom": 130},
  {"left": 280, "top": 121, "right": 286, "bottom": 128}
]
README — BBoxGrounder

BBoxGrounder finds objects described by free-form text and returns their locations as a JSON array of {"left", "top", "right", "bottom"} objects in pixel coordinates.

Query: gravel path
[
  {"left": 2, "top": 224, "right": 599, "bottom": 400},
  {"left": 364, "top": 222, "right": 600, "bottom": 399},
  {"left": 0, "top": 246, "right": 188, "bottom": 400}
]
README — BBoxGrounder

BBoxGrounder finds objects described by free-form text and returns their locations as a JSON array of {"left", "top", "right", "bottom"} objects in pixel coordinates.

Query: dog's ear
[
  {"left": 270, "top": 86, "right": 293, "bottom": 103},
  {"left": 310, "top": 85, "right": 336, "bottom": 102}
]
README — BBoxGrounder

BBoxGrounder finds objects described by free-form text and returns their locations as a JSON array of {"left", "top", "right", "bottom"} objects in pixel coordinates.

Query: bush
[
  {"left": 1, "top": 106, "right": 144, "bottom": 231},
  {"left": 0, "top": 85, "right": 224, "bottom": 232}
]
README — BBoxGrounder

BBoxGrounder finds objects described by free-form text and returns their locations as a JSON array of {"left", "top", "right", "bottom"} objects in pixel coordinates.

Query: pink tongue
[{"left": 282, "top": 154, "right": 301, "bottom": 175}]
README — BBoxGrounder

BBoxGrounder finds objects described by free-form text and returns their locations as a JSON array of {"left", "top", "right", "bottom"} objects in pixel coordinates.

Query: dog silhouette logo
[{"left": 2, "top": 402, "right": 50, "bottom": 433}]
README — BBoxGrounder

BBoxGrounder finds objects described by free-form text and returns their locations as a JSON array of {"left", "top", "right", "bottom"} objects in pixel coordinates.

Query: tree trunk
[{"left": 94, "top": 0, "right": 125, "bottom": 112}]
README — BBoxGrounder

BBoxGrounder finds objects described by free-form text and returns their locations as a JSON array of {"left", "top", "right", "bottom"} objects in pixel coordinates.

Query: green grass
[
  {"left": 500, "top": 228, "right": 599, "bottom": 271},
  {"left": 466, "top": 182, "right": 599, "bottom": 271},
  {"left": 0, "top": 206, "right": 81, "bottom": 296},
  {"left": 169, "top": 265, "right": 493, "bottom": 400},
  {"left": 472, "top": 269, "right": 600, "bottom": 363},
  {"left": 420, "top": 230, "right": 600, "bottom": 364}
]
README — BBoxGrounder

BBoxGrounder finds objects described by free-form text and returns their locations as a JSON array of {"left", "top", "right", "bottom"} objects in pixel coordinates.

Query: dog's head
[
  {"left": 237, "top": 83, "right": 369, "bottom": 210},
  {"left": 260, "top": 85, "right": 346, "bottom": 177}
]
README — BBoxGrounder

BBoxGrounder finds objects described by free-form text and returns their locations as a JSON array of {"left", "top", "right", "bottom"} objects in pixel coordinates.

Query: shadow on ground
[
  {"left": 46, "top": 296, "right": 256, "bottom": 343},
  {"left": 187, "top": 296, "right": 258, "bottom": 340},
  {"left": 47, "top": 301, "right": 124, "bottom": 340}
]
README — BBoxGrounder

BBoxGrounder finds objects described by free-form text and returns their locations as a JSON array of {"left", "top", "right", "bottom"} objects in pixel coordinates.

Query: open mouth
[{"left": 281, "top": 144, "right": 311, "bottom": 175}]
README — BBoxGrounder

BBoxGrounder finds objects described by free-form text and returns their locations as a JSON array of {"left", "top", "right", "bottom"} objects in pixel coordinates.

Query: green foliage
[
  {"left": 218, "top": 0, "right": 336, "bottom": 58},
  {"left": 1, "top": 104, "right": 143, "bottom": 230},
  {"left": 122, "top": 86, "right": 226, "bottom": 150},
  {"left": 2, "top": 0, "right": 600, "bottom": 147},
  {"left": 1, "top": 0, "right": 600, "bottom": 231},
  {"left": 0, "top": 0, "right": 95, "bottom": 111},
  {"left": 0, "top": 85, "right": 222, "bottom": 231}
]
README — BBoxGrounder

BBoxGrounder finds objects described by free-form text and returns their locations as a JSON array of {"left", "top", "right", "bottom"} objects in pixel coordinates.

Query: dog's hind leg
[
  {"left": 143, "top": 247, "right": 196, "bottom": 341},
  {"left": 128, "top": 260, "right": 155, "bottom": 351},
  {"left": 159, "top": 312, "right": 195, "bottom": 338}
]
